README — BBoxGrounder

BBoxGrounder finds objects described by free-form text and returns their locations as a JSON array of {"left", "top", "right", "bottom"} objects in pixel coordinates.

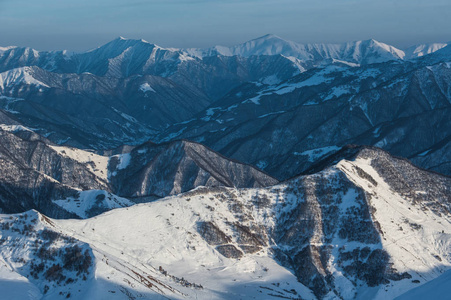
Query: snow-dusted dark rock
[
  {"left": 159, "top": 56, "right": 451, "bottom": 179},
  {"left": 0, "top": 128, "right": 111, "bottom": 218},
  {"left": 0, "top": 66, "right": 210, "bottom": 149},
  {"left": 107, "top": 140, "right": 278, "bottom": 201},
  {"left": 0, "top": 37, "right": 302, "bottom": 101},
  {"left": 0, "top": 129, "right": 277, "bottom": 218}
]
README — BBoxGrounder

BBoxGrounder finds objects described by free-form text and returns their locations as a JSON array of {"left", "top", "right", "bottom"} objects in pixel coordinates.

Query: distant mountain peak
[
  {"left": 113, "top": 36, "right": 152, "bottom": 45},
  {"left": 364, "top": 38, "right": 380, "bottom": 44},
  {"left": 104, "top": 36, "right": 156, "bottom": 47},
  {"left": 404, "top": 42, "right": 449, "bottom": 59},
  {"left": 0, "top": 46, "right": 18, "bottom": 53},
  {"left": 252, "top": 33, "right": 286, "bottom": 41}
]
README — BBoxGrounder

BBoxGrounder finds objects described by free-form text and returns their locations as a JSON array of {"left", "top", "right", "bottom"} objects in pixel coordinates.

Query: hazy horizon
[{"left": 1, "top": 0, "right": 450, "bottom": 51}]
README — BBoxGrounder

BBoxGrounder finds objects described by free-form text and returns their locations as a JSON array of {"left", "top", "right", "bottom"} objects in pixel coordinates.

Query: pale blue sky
[{"left": 0, "top": 0, "right": 450, "bottom": 51}]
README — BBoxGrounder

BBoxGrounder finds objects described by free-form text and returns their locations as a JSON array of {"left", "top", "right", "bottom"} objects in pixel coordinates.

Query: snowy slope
[
  {"left": 185, "top": 35, "right": 407, "bottom": 64},
  {"left": 404, "top": 43, "right": 448, "bottom": 59},
  {"left": 0, "top": 255, "right": 41, "bottom": 299},
  {"left": 0, "top": 211, "right": 95, "bottom": 299},
  {"left": 395, "top": 269, "right": 451, "bottom": 300},
  {"left": 336, "top": 152, "right": 451, "bottom": 299},
  {"left": 2, "top": 35, "right": 446, "bottom": 84},
  {"left": 0, "top": 46, "right": 17, "bottom": 53},
  {"left": 74, "top": 36, "right": 195, "bottom": 77},
  {"left": 0, "top": 147, "right": 450, "bottom": 299},
  {"left": 55, "top": 198, "right": 315, "bottom": 300},
  {"left": 0, "top": 67, "right": 50, "bottom": 91},
  {"left": 52, "top": 190, "right": 134, "bottom": 219},
  {"left": 49, "top": 146, "right": 110, "bottom": 182},
  {"left": 339, "top": 39, "right": 406, "bottom": 64}
]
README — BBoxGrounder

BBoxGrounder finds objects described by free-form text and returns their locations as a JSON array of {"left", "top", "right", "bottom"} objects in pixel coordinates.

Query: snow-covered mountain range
[
  {"left": 0, "top": 35, "right": 450, "bottom": 178},
  {"left": 1, "top": 146, "right": 450, "bottom": 299},
  {"left": 0, "top": 35, "right": 451, "bottom": 299},
  {"left": 157, "top": 49, "right": 451, "bottom": 179},
  {"left": 186, "top": 34, "right": 410, "bottom": 64},
  {"left": 3, "top": 35, "right": 445, "bottom": 75}
]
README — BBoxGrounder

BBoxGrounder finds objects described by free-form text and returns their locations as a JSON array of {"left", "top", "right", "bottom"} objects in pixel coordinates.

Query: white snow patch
[
  {"left": 332, "top": 59, "right": 360, "bottom": 67},
  {"left": 274, "top": 72, "right": 331, "bottom": 95},
  {"left": 294, "top": 146, "right": 341, "bottom": 162},
  {"left": 0, "top": 46, "right": 17, "bottom": 53},
  {"left": 245, "top": 66, "right": 341, "bottom": 105},
  {"left": 324, "top": 85, "right": 353, "bottom": 101},
  {"left": 139, "top": 83, "right": 156, "bottom": 93},
  {"left": 373, "top": 126, "right": 382, "bottom": 137},
  {"left": 0, "top": 124, "right": 34, "bottom": 133},
  {"left": 50, "top": 145, "right": 109, "bottom": 182},
  {"left": 206, "top": 107, "right": 221, "bottom": 116},
  {"left": 114, "top": 153, "right": 132, "bottom": 170},
  {"left": 260, "top": 75, "right": 281, "bottom": 85},
  {"left": 110, "top": 107, "right": 138, "bottom": 123},
  {"left": 417, "top": 149, "right": 432, "bottom": 157}
]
